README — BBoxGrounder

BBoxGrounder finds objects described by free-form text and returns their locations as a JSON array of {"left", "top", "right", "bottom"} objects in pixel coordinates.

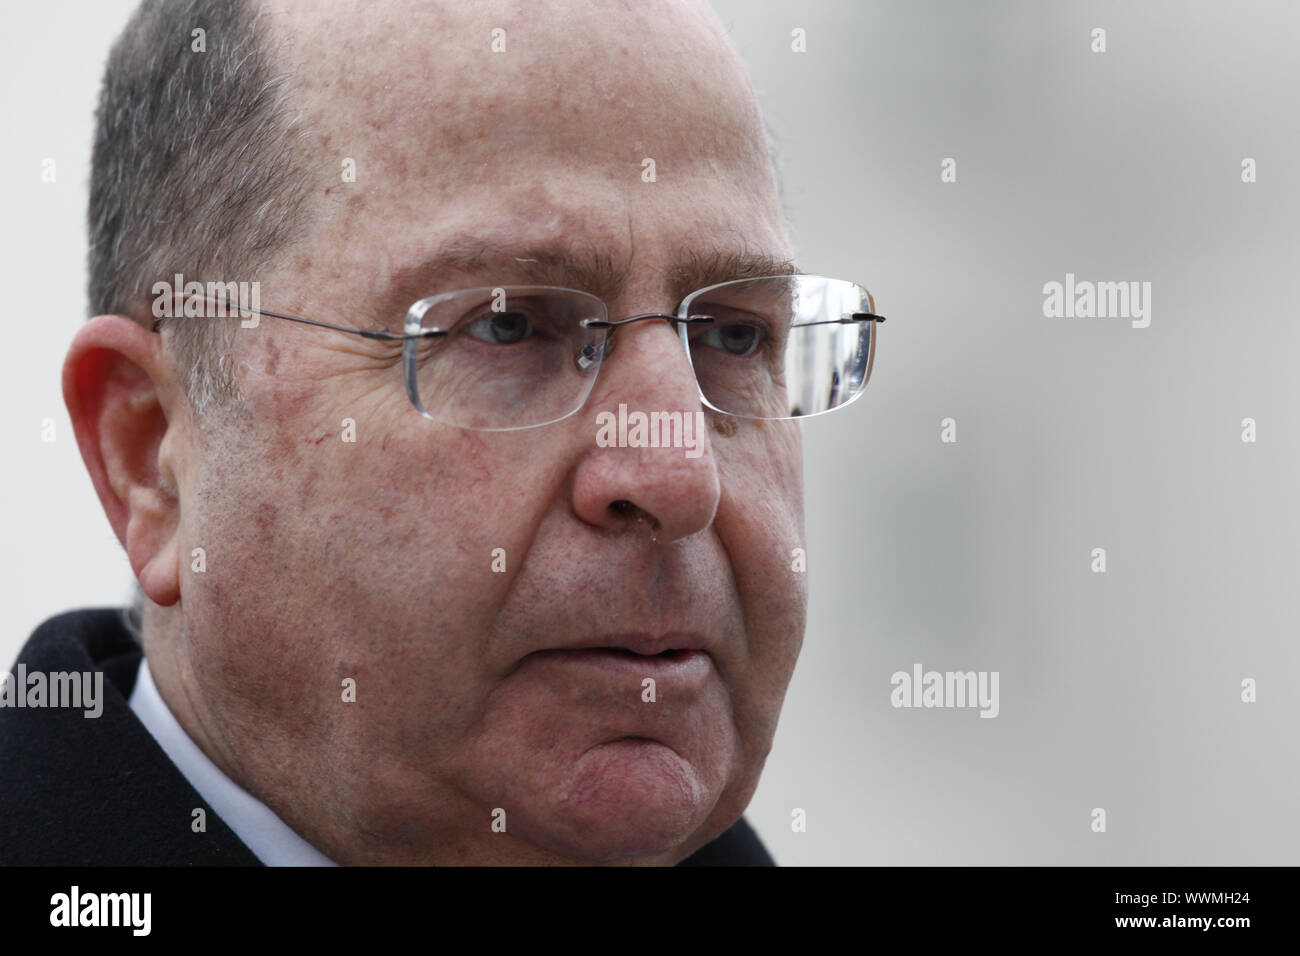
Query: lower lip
[{"left": 527, "top": 648, "right": 712, "bottom": 683}]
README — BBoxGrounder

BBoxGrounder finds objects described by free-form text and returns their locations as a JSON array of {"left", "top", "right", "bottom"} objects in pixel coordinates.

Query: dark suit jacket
[{"left": 0, "top": 608, "right": 773, "bottom": 866}]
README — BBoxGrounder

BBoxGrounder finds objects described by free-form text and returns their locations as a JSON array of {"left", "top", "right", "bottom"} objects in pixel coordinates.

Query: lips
[
  {"left": 527, "top": 647, "right": 713, "bottom": 682},
  {"left": 592, "top": 647, "right": 696, "bottom": 661},
  {"left": 555, "top": 634, "right": 712, "bottom": 657},
  {"left": 504, "top": 631, "right": 718, "bottom": 686}
]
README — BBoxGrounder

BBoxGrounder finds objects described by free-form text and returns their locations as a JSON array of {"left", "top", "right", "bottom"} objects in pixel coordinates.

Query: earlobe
[
  {"left": 126, "top": 483, "right": 182, "bottom": 606},
  {"left": 63, "top": 315, "right": 185, "bottom": 607}
]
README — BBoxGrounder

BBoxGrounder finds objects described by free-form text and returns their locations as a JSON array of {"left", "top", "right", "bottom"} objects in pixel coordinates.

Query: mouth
[
  {"left": 523, "top": 646, "right": 713, "bottom": 682},
  {"left": 558, "top": 633, "right": 712, "bottom": 657},
  {"left": 596, "top": 647, "right": 697, "bottom": 661}
]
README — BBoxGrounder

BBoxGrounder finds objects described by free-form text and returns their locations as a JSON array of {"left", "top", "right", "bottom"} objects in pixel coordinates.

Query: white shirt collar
[{"left": 128, "top": 657, "right": 338, "bottom": 867}]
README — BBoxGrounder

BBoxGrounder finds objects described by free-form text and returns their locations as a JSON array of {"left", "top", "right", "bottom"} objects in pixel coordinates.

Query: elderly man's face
[{"left": 158, "top": 0, "right": 805, "bottom": 864}]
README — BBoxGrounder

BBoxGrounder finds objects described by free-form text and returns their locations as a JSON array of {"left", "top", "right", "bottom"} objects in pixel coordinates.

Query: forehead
[
  {"left": 271, "top": 0, "right": 763, "bottom": 141},
  {"left": 264, "top": 0, "right": 789, "bottom": 319}
]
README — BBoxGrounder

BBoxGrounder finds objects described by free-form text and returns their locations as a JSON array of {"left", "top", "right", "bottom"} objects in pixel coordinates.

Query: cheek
[
  {"left": 715, "top": 419, "right": 807, "bottom": 716},
  {"left": 178, "top": 396, "right": 576, "bottom": 726},
  {"left": 716, "top": 418, "right": 805, "bottom": 575}
]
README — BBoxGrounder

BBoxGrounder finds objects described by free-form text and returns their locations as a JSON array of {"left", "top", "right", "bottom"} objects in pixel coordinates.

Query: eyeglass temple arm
[
  {"left": 150, "top": 301, "right": 448, "bottom": 340},
  {"left": 774, "top": 313, "right": 887, "bottom": 327}
]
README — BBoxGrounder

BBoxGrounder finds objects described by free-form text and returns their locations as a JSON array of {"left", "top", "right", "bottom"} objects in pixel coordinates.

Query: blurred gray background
[{"left": 3, "top": 0, "right": 1297, "bottom": 864}]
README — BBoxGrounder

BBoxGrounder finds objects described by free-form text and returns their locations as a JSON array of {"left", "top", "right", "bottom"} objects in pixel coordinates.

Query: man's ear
[{"left": 63, "top": 315, "right": 187, "bottom": 607}]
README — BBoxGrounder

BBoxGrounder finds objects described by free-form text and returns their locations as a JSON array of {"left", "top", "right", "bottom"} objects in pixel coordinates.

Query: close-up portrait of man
[
  {"left": 4, "top": 0, "right": 1296, "bottom": 910},
  {"left": 0, "top": 0, "right": 883, "bottom": 868}
]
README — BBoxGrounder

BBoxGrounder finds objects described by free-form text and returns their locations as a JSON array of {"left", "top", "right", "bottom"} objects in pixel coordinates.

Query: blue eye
[
  {"left": 464, "top": 311, "right": 534, "bottom": 345},
  {"left": 698, "top": 321, "right": 763, "bottom": 357}
]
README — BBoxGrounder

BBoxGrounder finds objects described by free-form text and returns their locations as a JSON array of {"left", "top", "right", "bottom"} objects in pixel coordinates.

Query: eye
[
  {"left": 696, "top": 321, "right": 763, "bottom": 357},
  {"left": 464, "top": 310, "right": 534, "bottom": 345}
]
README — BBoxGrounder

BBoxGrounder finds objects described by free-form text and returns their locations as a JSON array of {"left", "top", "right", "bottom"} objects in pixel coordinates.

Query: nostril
[
  {"left": 611, "top": 499, "right": 653, "bottom": 524},
  {"left": 610, "top": 499, "right": 662, "bottom": 540}
]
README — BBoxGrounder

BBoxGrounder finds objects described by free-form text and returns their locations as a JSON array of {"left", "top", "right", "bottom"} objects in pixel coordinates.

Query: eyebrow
[{"left": 376, "top": 236, "right": 800, "bottom": 325}]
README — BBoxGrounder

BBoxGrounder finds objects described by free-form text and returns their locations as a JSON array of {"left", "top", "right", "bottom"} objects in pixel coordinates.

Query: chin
[{"left": 518, "top": 737, "right": 723, "bottom": 863}]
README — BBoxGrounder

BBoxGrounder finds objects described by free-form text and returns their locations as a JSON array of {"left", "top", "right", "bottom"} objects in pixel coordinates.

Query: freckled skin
[{"left": 141, "top": 0, "right": 807, "bottom": 865}]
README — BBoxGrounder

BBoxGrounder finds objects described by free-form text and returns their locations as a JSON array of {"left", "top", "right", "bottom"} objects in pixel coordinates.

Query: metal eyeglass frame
[{"left": 149, "top": 276, "right": 887, "bottom": 428}]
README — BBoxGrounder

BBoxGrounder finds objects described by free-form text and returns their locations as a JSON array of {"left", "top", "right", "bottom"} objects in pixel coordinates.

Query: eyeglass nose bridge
[
  {"left": 580, "top": 312, "right": 713, "bottom": 358},
  {"left": 579, "top": 313, "right": 714, "bottom": 330}
]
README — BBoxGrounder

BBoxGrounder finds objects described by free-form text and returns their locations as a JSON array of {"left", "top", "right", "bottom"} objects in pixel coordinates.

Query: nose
[{"left": 570, "top": 318, "right": 720, "bottom": 544}]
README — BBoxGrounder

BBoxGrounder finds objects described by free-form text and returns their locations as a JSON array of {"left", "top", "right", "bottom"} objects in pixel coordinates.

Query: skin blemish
[
  {"left": 711, "top": 416, "right": 739, "bottom": 439},
  {"left": 253, "top": 502, "right": 278, "bottom": 535},
  {"left": 264, "top": 339, "right": 281, "bottom": 376}
]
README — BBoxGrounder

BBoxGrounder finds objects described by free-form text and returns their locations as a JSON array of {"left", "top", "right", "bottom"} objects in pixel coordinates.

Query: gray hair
[{"left": 87, "top": 0, "right": 313, "bottom": 414}]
